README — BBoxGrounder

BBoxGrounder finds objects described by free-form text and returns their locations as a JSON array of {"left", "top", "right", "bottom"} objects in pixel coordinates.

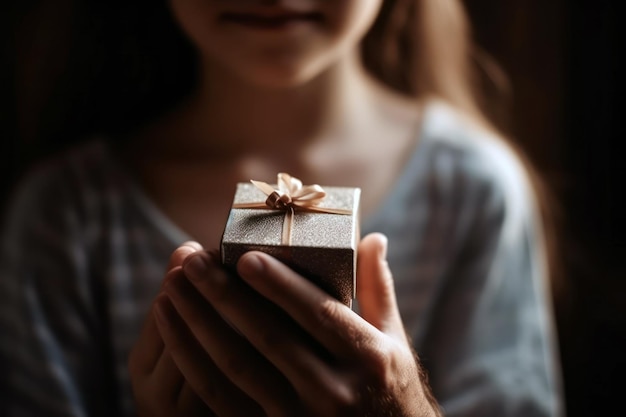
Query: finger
[
  {"left": 154, "top": 294, "right": 265, "bottom": 417},
  {"left": 356, "top": 233, "right": 405, "bottom": 338},
  {"left": 166, "top": 241, "right": 203, "bottom": 272},
  {"left": 129, "top": 243, "right": 206, "bottom": 415},
  {"left": 148, "top": 310, "right": 187, "bottom": 404},
  {"left": 163, "top": 269, "right": 297, "bottom": 415},
  {"left": 134, "top": 240, "right": 202, "bottom": 373},
  {"left": 129, "top": 267, "right": 186, "bottom": 376},
  {"left": 182, "top": 252, "right": 332, "bottom": 397},
  {"left": 235, "top": 250, "right": 379, "bottom": 358}
]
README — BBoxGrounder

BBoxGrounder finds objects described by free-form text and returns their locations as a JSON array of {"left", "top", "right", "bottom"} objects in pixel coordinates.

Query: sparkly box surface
[{"left": 220, "top": 179, "right": 361, "bottom": 307}]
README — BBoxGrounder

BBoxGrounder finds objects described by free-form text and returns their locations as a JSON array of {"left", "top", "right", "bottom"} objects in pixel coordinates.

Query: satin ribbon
[{"left": 233, "top": 173, "right": 352, "bottom": 246}]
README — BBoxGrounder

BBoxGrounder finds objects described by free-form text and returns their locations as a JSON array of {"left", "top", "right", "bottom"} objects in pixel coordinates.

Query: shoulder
[
  {"left": 420, "top": 100, "right": 538, "bottom": 229},
  {"left": 19, "top": 138, "right": 114, "bottom": 192},
  {"left": 2, "top": 138, "right": 119, "bottom": 239}
]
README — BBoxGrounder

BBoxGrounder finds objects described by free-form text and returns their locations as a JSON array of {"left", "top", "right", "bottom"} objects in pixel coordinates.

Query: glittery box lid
[{"left": 220, "top": 182, "right": 361, "bottom": 306}]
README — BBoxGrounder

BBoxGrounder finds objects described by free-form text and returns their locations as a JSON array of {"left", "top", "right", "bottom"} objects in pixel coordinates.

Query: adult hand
[
  {"left": 128, "top": 241, "right": 218, "bottom": 417},
  {"left": 158, "top": 233, "right": 442, "bottom": 416}
]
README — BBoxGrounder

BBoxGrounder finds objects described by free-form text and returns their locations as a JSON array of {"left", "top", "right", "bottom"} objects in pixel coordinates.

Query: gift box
[{"left": 220, "top": 173, "right": 361, "bottom": 307}]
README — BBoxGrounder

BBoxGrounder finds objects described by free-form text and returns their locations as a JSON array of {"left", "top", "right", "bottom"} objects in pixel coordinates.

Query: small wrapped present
[{"left": 220, "top": 173, "right": 361, "bottom": 307}]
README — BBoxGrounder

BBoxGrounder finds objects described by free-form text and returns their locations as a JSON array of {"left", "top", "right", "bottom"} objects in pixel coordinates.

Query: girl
[{"left": 1, "top": 0, "right": 563, "bottom": 416}]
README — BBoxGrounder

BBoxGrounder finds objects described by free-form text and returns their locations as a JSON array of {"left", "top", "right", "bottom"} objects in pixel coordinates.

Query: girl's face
[{"left": 168, "top": 0, "right": 383, "bottom": 88}]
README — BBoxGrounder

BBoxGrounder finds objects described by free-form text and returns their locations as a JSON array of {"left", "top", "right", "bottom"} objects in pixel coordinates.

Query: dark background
[
  {"left": 1, "top": 1, "right": 622, "bottom": 416},
  {"left": 464, "top": 1, "right": 622, "bottom": 415}
]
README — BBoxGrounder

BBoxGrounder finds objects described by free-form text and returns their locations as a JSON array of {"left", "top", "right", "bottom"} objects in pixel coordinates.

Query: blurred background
[{"left": 1, "top": 1, "right": 622, "bottom": 416}]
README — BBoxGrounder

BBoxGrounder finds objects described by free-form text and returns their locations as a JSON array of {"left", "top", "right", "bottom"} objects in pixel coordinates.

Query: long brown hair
[
  {"left": 361, "top": 0, "right": 562, "bottom": 301},
  {"left": 362, "top": 0, "right": 477, "bottom": 115}
]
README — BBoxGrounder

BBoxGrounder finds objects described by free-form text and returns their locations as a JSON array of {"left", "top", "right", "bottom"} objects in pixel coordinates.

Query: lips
[{"left": 220, "top": 11, "right": 324, "bottom": 29}]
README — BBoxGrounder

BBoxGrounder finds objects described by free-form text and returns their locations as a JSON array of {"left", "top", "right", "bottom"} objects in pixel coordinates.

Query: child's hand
[
  {"left": 128, "top": 242, "right": 221, "bottom": 417},
  {"left": 157, "top": 234, "right": 442, "bottom": 417}
]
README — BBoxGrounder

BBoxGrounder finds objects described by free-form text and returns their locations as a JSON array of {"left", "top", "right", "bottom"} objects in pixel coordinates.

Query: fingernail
[
  {"left": 237, "top": 253, "right": 264, "bottom": 279},
  {"left": 181, "top": 240, "right": 203, "bottom": 251},
  {"left": 183, "top": 252, "right": 212, "bottom": 282}
]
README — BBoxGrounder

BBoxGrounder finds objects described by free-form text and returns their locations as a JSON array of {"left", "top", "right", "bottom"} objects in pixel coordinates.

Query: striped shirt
[{"left": 0, "top": 101, "right": 563, "bottom": 416}]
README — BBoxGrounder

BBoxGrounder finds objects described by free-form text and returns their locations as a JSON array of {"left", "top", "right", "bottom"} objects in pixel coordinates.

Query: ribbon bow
[{"left": 233, "top": 173, "right": 352, "bottom": 245}]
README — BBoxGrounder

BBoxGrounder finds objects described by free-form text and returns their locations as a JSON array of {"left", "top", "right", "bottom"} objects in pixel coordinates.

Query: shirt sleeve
[
  {"left": 420, "top": 142, "right": 564, "bottom": 416},
  {"left": 0, "top": 168, "right": 119, "bottom": 417}
]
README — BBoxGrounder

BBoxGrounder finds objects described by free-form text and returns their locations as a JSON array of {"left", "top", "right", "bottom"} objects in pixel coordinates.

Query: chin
[
  {"left": 223, "top": 51, "right": 335, "bottom": 90},
  {"left": 238, "top": 65, "right": 323, "bottom": 89}
]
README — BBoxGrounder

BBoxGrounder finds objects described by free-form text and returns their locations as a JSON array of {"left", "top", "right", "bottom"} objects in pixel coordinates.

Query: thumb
[{"left": 356, "top": 233, "right": 404, "bottom": 337}]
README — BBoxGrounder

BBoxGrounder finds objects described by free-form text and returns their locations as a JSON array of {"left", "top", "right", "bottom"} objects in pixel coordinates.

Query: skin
[
  {"left": 130, "top": 236, "right": 441, "bottom": 416},
  {"left": 122, "top": 0, "right": 421, "bottom": 248},
  {"left": 129, "top": 243, "right": 214, "bottom": 416},
  {"left": 128, "top": 0, "right": 441, "bottom": 415}
]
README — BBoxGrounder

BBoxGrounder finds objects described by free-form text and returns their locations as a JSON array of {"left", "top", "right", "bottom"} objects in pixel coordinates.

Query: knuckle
[
  {"left": 368, "top": 344, "right": 392, "bottom": 377},
  {"left": 327, "top": 384, "right": 359, "bottom": 415},
  {"left": 317, "top": 299, "right": 341, "bottom": 328},
  {"left": 360, "top": 342, "right": 396, "bottom": 390}
]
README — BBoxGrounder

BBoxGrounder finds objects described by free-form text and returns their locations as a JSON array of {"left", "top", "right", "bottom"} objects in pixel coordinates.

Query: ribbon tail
[
  {"left": 283, "top": 207, "right": 295, "bottom": 246},
  {"left": 232, "top": 203, "right": 270, "bottom": 209},
  {"left": 298, "top": 206, "right": 353, "bottom": 215}
]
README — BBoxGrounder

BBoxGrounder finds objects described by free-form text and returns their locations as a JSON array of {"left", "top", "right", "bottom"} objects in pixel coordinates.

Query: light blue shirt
[{"left": 0, "top": 101, "right": 564, "bottom": 416}]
